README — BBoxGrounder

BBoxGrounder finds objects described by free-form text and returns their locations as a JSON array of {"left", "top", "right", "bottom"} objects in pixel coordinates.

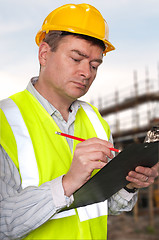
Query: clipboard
[{"left": 67, "top": 141, "right": 158, "bottom": 209}]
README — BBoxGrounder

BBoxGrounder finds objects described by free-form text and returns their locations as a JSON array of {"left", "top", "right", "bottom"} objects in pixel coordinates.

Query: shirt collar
[{"left": 26, "top": 77, "right": 81, "bottom": 118}]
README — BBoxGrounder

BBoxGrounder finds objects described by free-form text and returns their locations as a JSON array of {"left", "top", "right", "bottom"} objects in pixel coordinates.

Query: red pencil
[{"left": 55, "top": 131, "right": 120, "bottom": 153}]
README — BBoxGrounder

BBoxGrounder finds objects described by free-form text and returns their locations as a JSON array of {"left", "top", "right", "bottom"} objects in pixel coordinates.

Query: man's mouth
[{"left": 73, "top": 82, "right": 86, "bottom": 89}]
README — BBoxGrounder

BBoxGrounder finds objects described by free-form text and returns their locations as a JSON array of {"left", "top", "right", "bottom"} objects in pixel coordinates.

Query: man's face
[{"left": 40, "top": 35, "right": 103, "bottom": 103}]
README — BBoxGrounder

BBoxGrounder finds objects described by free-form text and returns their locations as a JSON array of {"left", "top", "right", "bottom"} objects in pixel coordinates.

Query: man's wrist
[{"left": 124, "top": 186, "right": 137, "bottom": 193}]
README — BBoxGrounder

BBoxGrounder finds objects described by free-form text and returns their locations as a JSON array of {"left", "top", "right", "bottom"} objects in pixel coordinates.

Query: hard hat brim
[{"left": 35, "top": 28, "right": 115, "bottom": 54}]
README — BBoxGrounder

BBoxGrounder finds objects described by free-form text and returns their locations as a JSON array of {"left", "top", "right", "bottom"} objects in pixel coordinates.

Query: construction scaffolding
[{"left": 91, "top": 69, "right": 159, "bottom": 148}]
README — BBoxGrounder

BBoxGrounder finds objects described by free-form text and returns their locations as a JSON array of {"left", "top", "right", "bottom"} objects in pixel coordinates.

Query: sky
[{"left": 0, "top": 0, "right": 159, "bottom": 103}]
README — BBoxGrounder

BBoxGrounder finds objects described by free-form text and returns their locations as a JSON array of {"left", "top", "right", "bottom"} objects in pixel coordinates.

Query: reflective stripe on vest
[
  {"left": 1, "top": 98, "right": 39, "bottom": 188},
  {"left": 50, "top": 201, "right": 108, "bottom": 221},
  {"left": 79, "top": 101, "right": 108, "bottom": 141},
  {"left": 1, "top": 98, "right": 108, "bottom": 221}
]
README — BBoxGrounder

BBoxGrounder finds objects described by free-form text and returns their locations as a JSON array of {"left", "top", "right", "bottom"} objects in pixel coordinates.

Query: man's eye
[
  {"left": 72, "top": 58, "right": 80, "bottom": 62},
  {"left": 91, "top": 65, "right": 98, "bottom": 70}
]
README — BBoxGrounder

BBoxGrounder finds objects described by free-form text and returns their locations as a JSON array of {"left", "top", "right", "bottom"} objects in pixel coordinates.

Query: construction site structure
[
  {"left": 90, "top": 65, "right": 159, "bottom": 228},
  {"left": 91, "top": 68, "right": 159, "bottom": 148}
]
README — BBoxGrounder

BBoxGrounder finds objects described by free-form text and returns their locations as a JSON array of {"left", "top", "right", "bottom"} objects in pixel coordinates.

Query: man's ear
[{"left": 38, "top": 42, "right": 50, "bottom": 66}]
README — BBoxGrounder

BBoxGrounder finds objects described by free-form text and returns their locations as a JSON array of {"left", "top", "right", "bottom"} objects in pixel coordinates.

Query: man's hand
[
  {"left": 126, "top": 162, "right": 159, "bottom": 190},
  {"left": 62, "top": 137, "right": 114, "bottom": 197}
]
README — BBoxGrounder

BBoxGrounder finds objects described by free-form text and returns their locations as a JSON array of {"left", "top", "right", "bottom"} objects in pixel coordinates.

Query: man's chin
[{"left": 69, "top": 89, "right": 88, "bottom": 100}]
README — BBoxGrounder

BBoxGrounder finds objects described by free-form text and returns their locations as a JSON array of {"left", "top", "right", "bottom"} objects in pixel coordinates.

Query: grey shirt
[{"left": 0, "top": 77, "right": 138, "bottom": 240}]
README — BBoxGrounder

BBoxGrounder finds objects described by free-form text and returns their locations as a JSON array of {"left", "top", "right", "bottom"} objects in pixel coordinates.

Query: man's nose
[{"left": 79, "top": 62, "right": 91, "bottom": 79}]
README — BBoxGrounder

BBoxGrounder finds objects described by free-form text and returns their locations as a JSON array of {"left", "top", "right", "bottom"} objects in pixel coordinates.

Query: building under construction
[
  {"left": 91, "top": 68, "right": 159, "bottom": 237},
  {"left": 91, "top": 69, "right": 159, "bottom": 148}
]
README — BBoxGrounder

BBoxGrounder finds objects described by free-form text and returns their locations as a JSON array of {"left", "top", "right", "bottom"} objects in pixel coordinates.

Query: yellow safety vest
[{"left": 0, "top": 90, "right": 111, "bottom": 240}]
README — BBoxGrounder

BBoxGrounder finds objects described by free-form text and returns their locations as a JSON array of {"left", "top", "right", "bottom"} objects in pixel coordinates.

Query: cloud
[
  {"left": 0, "top": 57, "right": 39, "bottom": 100},
  {"left": 0, "top": 71, "right": 27, "bottom": 100},
  {"left": 0, "top": 21, "right": 32, "bottom": 35}
]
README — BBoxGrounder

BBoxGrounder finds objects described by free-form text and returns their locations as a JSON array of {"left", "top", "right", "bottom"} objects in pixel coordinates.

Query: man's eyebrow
[{"left": 71, "top": 49, "right": 103, "bottom": 64}]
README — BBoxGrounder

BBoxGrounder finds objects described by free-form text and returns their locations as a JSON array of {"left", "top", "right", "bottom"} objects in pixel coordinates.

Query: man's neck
[{"left": 34, "top": 80, "right": 74, "bottom": 122}]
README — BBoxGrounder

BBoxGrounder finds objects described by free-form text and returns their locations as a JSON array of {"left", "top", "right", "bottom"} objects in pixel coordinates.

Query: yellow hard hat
[{"left": 35, "top": 3, "right": 115, "bottom": 55}]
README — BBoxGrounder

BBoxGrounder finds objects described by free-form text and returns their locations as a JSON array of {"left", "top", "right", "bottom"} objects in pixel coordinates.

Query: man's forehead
[
  {"left": 63, "top": 35, "right": 103, "bottom": 49},
  {"left": 58, "top": 34, "right": 103, "bottom": 60}
]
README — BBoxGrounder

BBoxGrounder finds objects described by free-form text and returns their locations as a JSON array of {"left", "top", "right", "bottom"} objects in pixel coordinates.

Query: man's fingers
[
  {"left": 135, "top": 163, "right": 159, "bottom": 178},
  {"left": 126, "top": 163, "right": 159, "bottom": 189},
  {"left": 78, "top": 137, "right": 114, "bottom": 159}
]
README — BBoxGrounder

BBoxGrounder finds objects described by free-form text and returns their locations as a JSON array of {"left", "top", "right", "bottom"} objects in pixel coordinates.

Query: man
[{"left": 0, "top": 3, "right": 158, "bottom": 240}]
